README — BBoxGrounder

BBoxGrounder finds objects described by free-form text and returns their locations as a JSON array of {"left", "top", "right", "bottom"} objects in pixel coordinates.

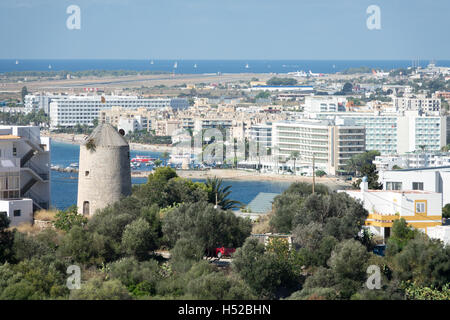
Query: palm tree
[
  {"left": 205, "top": 177, "right": 243, "bottom": 210},
  {"left": 290, "top": 151, "right": 300, "bottom": 174},
  {"left": 161, "top": 151, "right": 170, "bottom": 166}
]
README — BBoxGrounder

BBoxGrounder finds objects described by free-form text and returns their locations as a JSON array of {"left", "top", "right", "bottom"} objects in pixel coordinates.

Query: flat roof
[
  {"left": 345, "top": 189, "right": 438, "bottom": 194},
  {"left": 0, "top": 135, "right": 20, "bottom": 140},
  {"left": 386, "top": 165, "right": 450, "bottom": 172}
]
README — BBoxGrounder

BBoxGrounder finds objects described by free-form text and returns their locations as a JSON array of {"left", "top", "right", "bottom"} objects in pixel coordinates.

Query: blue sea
[
  {"left": 2, "top": 59, "right": 449, "bottom": 75},
  {"left": 50, "top": 141, "right": 291, "bottom": 211}
]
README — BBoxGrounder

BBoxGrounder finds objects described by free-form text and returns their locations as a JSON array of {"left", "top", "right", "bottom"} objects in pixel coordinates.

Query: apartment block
[{"left": 272, "top": 119, "right": 365, "bottom": 175}]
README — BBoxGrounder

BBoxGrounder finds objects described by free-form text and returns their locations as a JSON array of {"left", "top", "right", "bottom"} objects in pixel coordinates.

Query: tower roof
[{"left": 83, "top": 123, "right": 128, "bottom": 148}]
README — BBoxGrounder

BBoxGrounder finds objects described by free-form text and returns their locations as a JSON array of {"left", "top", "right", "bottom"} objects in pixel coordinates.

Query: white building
[
  {"left": 249, "top": 124, "right": 272, "bottom": 151},
  {"left": 374, "top": 153, "right": 450, "bottom": 171},
  {"left": 271, "top": 118, "right": 365, "bottom": 175},
  {"left": 393, "top": 97, "right": 441, "bottom": 114},
  {"left": 303, "top": 96, "right": 347, "bottom": 114},
  {"left": 312, "top": 111, "right": 448, "bottom": 155},
  {"left": 0, "top": 126, "right": 50, "bottom": 226},
  {"left": 379, "top": 166, "right": 450, "bottom": 208},
  {"left": 24, "top": 93, "right": 66, "bottom": 114},
  {"left": 49, "top": 95, "right": 182, "bottom": 128},
  {"left": 343, "top": 180, "right": 442, "bottom": 239}
]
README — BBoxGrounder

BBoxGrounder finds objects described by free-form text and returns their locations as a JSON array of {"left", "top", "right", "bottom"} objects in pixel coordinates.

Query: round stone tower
[{"left": 77, "top": 124, "right": 131, "bottom": 216}]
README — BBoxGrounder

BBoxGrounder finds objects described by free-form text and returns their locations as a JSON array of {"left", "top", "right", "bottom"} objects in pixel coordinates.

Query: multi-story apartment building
[
  {"left": 99, "top": 107, "right": 152, "bottom": 132},
  {"left": 249, "top": 124, "right": 272, "bottom": 151},
  {"left": 271, "top": 119, "right": 365, "bottom": 175},
  {"left": 374, "top": 153, "right": 450, "bottom": 171},
  {"left": 303, "top": 96, "right": 347, "bottom": 114},
  {"left": 49, "top": 95, "right": 187, "bottom": 128},
  {"left": 313, "top": 111, "right": 448, "bottom": 155},
  {"left": 24, "top": 93, "right": 66, "bottom": 114},
  {"left": 393, "top": 97, "right": 441, "bottom": 114},
  {"left": 0, "top": 126, "right": 51, "bottom": 226}
]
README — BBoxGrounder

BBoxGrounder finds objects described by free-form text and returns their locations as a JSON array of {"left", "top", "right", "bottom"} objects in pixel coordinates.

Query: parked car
[{"left": 215, "top": 247, "right": 236, "bottom": 259}]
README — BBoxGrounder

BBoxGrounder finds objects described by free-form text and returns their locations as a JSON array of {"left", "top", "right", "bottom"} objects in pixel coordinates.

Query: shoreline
[
  {"left": 45, "top": 133, "right": 173, "bottom": 153},
  {"left": 47, "top": 133, "right": 352, "bottom": 187}
]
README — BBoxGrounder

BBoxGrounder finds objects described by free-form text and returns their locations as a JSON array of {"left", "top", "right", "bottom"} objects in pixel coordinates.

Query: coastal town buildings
[{"left": 48, "top": 95, "right": 187, "bottom": 128}]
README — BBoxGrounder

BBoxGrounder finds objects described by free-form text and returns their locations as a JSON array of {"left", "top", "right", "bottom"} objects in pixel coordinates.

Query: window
[
  {"left": 415, "top": 201, "right": 427, "bottom": 214},
  {"left": 412, "top": 182, "right": 424, "bottom": 191},
  {"left": 386, "top": 182, "right": 402, "bottom": 191},
  {"left": 83, "top": 201, "right": 90, "bottom": 215},
  {"left": 13, "top": 210, "right": 21, "bottom": 217},
  {"left": 85, "top": 171, "right": 89, "bottom": 177},
  {"left": 13, "top": 147, "right": 17, "bottom": 157}
]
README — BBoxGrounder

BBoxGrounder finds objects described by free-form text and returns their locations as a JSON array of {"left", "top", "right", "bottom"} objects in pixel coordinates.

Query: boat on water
[
  {"left": 174, "top": 62, "right": 178, "bottom": 69},
  {"left": 245, "top": 63, "right": 249, "bottom": 69},
  {"left": 194, "top": 64, "right": 197, "bottom": 68},
  {"left": 150, "top": 60, "right": 154, "bottom": 65},
  {"left": 15, "top": 60, "right": 19, "bottom": 65},
  {"left": 131, "top": 155, "right": 157, "bottom": 163},
  {"left": 69, "top": 163, "right": 78, "bottom": 168}
]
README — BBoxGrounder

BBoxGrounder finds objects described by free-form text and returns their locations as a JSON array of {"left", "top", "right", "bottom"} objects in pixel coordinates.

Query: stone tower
[{"left": 77, "top": 124, "right": 131, "bottom": 216}]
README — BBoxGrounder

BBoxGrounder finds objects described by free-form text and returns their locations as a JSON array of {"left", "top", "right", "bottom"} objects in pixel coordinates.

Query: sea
[
  {"left": 50, "top": 141, "right": 291, "bottom": 211},
  {"left": 2, "top": 59, "right": 450, "bottom": 75}
]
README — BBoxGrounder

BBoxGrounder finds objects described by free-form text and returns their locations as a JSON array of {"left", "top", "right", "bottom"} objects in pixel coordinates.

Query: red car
[{"left": 215, "top": 247, "right": 236, "bottom": 259}]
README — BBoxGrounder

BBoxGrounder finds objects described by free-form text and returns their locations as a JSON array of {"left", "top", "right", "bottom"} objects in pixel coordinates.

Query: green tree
[
  {"left": 0, "top": 214, "right": 14, "bottom": 263},
  {"left": 162, "top": 202, "right": 251, "bottom": 252},
  {"left": 121, "top": 218, "right": 159, "bottom": 260},
  {"left": 232, "top": 238, "right": 300, "bottom": 299},
  {"left": 70, "top": 278, "right": 131, "bottom": 300},
  {"left": 21, "top": 86, "right": 28, "bottom": 102},
  {"left": 269, "top": 182, "right": 329, "bottom": 233},
  {"left": 53, "top": 205, "right": 88, "bottom": 232},
  {"left": 442, "top": 203, "right": 450, "bottom": 219},
  {"left": 204, "top": 177, "right": 242, "bottom": 210}
]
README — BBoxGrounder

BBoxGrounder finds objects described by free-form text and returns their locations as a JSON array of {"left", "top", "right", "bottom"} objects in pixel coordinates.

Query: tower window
[
  {"left": 83, "top": 201, "right": 90, "bottom": 215},
  {"left": 85, "top": 171, "right": 89, "bottom": 177}
]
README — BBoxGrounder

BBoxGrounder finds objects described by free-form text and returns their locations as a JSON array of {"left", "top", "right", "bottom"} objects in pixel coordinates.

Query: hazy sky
[{"left": 0, "top": 0, "right": 449, "bottom": 60}]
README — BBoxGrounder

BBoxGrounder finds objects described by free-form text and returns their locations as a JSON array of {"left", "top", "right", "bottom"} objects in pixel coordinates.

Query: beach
[{"left": 131, "top": 168, "right": 352, "bottom": 189}]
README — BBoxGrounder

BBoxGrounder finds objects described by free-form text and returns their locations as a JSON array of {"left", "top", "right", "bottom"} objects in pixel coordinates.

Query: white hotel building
[
  {"left": 312, "top": 111, "right": 449, "bottom": 155},
  {"left": 271, "top": 119, "right": 365, "bottom": 175},
  {"left": 49, "top": 95, "right": 184, "bottom": 128}
]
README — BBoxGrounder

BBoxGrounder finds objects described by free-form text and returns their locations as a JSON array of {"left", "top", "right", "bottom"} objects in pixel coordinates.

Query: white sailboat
[
  {"left": 194, "top": 63, "right": 197, "bottom": 68},
  {"left": 15, "top": 60, "right": 19, "bottom": 65},
  {"left": 150, "top": 60, "right": 154, "bottom": 65},
  {"left": 174, "top": 61, "right": 178, "bottom": 69},
  {"left": 245, "top": 63, "right": 249, "bottom": 69},
  {"left": 48, "top": 64, "right": 52, "bottom": 69}
]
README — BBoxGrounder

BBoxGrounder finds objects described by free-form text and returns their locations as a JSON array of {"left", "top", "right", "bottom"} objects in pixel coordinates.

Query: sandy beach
[{"left": 131, "top": 168, "right": 352, "bottom": 189}]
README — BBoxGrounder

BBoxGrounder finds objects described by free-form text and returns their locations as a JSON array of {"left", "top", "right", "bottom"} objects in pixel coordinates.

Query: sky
[{"left": 0, "top": 0, "right": 449, "bottom": 60}]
